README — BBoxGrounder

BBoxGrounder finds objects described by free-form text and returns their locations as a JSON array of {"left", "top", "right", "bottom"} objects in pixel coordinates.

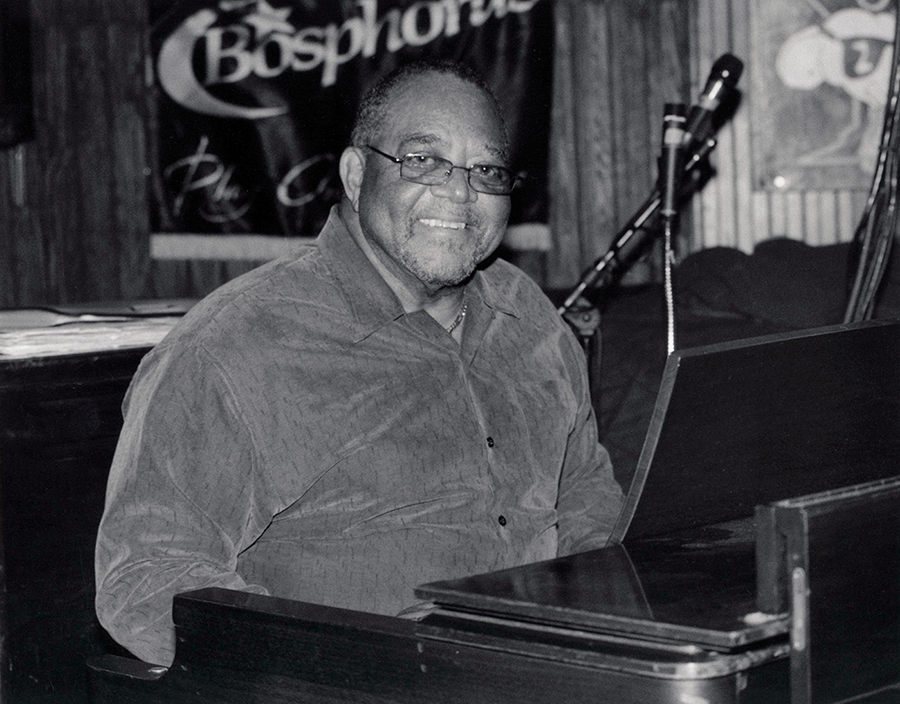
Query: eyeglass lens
[
  {"left": 400, "top": 155, "right": 514, "bottom": 194},
  {"left": 366, "top": 146, "right": 517, "bottom": 195}
]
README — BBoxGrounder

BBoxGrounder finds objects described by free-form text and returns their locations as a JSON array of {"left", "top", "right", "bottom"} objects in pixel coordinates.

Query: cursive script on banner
[
  {"left": 165, "top": 135, "right": 344, "bottom": 224},
  {"left": 164, "top": 136, "right": 256, "bottom": 224}
]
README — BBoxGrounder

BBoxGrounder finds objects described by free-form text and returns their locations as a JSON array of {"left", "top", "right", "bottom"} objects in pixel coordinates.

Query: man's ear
[{"left": 339, "top": 146, "right": 365, "bottom": 212}]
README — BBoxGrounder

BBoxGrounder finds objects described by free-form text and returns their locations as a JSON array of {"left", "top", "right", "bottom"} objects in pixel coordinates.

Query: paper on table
[{"left": 0, "top": 317, "right": 180, "bottom": 358}]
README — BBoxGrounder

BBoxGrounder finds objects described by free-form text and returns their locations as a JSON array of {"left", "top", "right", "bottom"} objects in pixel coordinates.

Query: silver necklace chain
[{"left": 445, "top": 301, "right": 468, "bottom": 334}]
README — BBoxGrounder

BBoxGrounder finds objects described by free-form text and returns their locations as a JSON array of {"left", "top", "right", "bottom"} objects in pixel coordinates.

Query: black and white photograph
[{"left": 0, "top": 1, "right": 897, "bottom": 703}]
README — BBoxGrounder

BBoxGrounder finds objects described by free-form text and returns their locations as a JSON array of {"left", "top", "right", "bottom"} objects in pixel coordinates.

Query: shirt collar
[
  {"left": 466, "top": 257, "right": 522, "bottom": 321},
  {"left": 317, "top": 207, "right": 405, "bottom": 341},
  {"left": 316, "top": 206, "right": 522, "bottom": 341}
]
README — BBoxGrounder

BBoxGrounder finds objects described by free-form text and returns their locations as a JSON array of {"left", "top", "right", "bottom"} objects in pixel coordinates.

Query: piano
[
  {"left": 0, "top": 306, "right": 179, "bottom": 704},
  {"left": 0, "top": 309, "right": 896, "bottom": 704},
  {"left": 85, "top": 319, "right": 900, "bottom": 703}
]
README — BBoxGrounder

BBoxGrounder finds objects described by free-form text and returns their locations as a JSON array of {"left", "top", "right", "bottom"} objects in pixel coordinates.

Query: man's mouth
[{"left": 419, "top": 218, "right": 468, "bottom": 231}]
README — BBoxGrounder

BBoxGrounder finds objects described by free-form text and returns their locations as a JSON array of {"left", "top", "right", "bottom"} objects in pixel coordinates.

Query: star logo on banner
[{"left": 243, "top": 0, "right": 294, "bottom": 37}]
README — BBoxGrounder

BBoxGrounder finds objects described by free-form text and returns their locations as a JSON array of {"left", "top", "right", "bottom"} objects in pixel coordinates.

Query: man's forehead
[{"left": 381, "top": 75, "right": 508, "bottom": 156}]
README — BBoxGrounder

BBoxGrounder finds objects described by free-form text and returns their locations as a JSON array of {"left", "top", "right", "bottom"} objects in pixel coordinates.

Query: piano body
[
  {"left": 89, "top": 547, "right": 791, "bottom": 704},
  {"left": 86, "top": 477, "right": 900, "bottom": 704},
  {"left": 85, "top": 320, "right": 900, "bottom": 703},
  {"left": 0, "top": 346, "right": 150, "bottom": 704},
  {"left": 0, "top": 308, "right": 177, "bottom": 704}
]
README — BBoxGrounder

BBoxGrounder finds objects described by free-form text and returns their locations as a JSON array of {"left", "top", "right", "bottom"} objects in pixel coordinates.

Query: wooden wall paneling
[
  {"left": 0, "top": 0, "right": 150, "bottom": 309},
  {"left": 0, "top": 0, "right": 60, "bottom": 308},
  {"left": 607, "top": 3, "right": 651, "bottom": 224},
  {"left": 597, "top": 0, "right": 641, "bottom": 268},
  {"left": 607, "top": 0, "right": 691, "bottom": 283},
  {"left": 694, "top": 0, "right": 738, "bottom": 251},
  {"left": 107, "top": 20, "right": 152, "bottom": 299},
  {"left": 837, "top": 190, "right": 861, "bottom": 243},
  {"left": 32, "top": 0, "right": 83, "bottom": 303},
  {"left": 149, "top": 261, "right": 201, "bottom": 300},
  {"left": 710, "top": 0, "right": 738, "bottom": 250},
  {"left": 854, "top": 190, "right": 869, "bottom": 226},
  {"left": 72, "top": 18, "right": 119, "bottom": 301},
  {"left": 615, "top": 0, "right": 691, "bottom": 282},
  {"left": 804, "top": 191, "right": 820, "bottom": 245},
  {"left": 812, "top": 191, "right": 836, "bottom": 245},
  {"left": 581, "top": 0, "right": 623, "bottom": 265},
  {"left": 149, "top": 259, "right": 262, "bottom": 300},
  {"left": 768, "top": 190, "right": 786, "bottom": 240},
  {"left": 0, "top": 0, "right": 881, "bottom": 308},
  {"left": 785, "top": 191, "right": 804, "bottom": 240},
  {"left": 548, "top": 0, "right": 586, "bottom": 288},
  {"left": 37, "top": 20, "right": 74, "bottom": 302},
  {"left": 576, "top": 0, "right": 616, "bottom": 286},
  {"left": 548, "top": 0, "right": 692, "bottom": 289},
  {"left": 574, "top": 2, "right": 611, "bottom": 278},
  {"left": 690, "top": 0, "right": 714, "bottom": 251},
  {"left": 823, "top": 192, "right": 841, "bottom": 245},
  {"left": 0, "top": 146, "right": 41, "bottom": 306},
  {"left": 807, "top": 193, "right": 826, "bottom": 242},
  {"left": 727, "top": 0, "right": 757, "bottom": 253},
  {"left": 822, "top": 192, "right": 841, "bottom": 245},
  {"left": 838, "top": 191, "right": 856, "bottom": 243},
  {"left": 692, "top": 0, "right": 746, "bottom": 250},
  {"left": 655, "top": 0, "right": 697, "bottom": 268},
  {"left": 70, "top": 1, "right": 149, "bottom": 301},
  {"left": 749, "top": 189, "right": 770, "bottom": 250},
  {"left": 701, "top": 143, "right": 740, "bottom": 250},
  {"left": 549, "top": 0, "right": 617, "bottom": 289}
]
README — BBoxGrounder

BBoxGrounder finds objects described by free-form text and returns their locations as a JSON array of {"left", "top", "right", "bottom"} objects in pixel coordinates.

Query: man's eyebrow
[
  {"left": 398, "top": 133, "right": 510, "bottom": 164},
  {"left": 397, "top": 133, "right": 443, "bottom": 151},
  {"left": 483, "top": 143, "right": 509, "bottom": 163}
]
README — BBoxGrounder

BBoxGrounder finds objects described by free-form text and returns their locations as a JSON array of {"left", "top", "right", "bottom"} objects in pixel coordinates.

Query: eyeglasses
[{"left": 365, "top": 145, "right": 519, "bottom": 195}]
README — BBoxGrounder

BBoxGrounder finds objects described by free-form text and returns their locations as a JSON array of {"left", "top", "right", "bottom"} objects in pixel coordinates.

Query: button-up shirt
[{"left": 95, "top": 207, "right": 623, "bottom": 666}]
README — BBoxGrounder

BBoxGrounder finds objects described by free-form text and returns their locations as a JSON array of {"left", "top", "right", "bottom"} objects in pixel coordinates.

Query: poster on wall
[
  {"left": 751, "top": 0, "right": 895, "bottom": 191},
  {"left": 149, "top": 0, "right": 552, "bottom": 260}
]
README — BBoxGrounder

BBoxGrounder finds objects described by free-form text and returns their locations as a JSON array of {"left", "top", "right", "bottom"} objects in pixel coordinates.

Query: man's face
[{"left": 351, "top": 73, "right": 511, "bottom": 292}]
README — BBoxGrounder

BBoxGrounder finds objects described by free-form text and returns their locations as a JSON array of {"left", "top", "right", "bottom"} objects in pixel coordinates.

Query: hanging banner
[{"left": 149, "top": 0, "right": 552, "bottom": 259}]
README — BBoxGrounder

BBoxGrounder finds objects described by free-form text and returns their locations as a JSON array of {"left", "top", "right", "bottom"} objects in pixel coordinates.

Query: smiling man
[{"left": 95, "top": 62, "right": 623, "bottom": 667}]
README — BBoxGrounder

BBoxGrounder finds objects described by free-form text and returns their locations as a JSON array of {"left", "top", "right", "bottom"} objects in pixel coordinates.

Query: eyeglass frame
[{"left": 364, "top": 145, "right": 520, "bottom": 195}]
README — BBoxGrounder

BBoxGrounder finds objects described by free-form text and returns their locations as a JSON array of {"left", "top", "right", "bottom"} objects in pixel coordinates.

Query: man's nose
[{"left": 430, "top": 166, "right": 477, "bottom": 203}]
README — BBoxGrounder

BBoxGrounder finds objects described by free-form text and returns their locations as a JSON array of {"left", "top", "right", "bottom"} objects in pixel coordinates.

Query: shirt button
[
  {"left": 486, "top": 437, "right": 495, "bottom": 448},
  {"left": 498, "top": 515, "right": 507, "bottom": 526}
]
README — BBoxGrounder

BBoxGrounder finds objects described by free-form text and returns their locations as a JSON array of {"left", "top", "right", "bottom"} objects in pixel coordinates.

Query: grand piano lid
[
  {"left": 610, "top": 318, "right": 900, "bottom": 541},
  {"left": 416, "top": 522, "right": 789, "bottom": 651}
]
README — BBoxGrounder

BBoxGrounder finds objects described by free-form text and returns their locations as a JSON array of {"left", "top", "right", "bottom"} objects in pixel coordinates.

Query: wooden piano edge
[{"left": 86, "top": 586, "right": 792, "bottom": 704}]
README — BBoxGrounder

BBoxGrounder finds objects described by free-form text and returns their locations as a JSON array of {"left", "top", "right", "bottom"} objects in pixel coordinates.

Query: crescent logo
[{"left": 157, "top": 9, "right": 288, "bottom": 120}]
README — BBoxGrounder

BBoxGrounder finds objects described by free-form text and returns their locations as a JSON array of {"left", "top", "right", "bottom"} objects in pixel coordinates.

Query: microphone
[
  {"left": 682, "top": 53, "right": 743, "bottom": 148},
  {"left": 556, "top": 55, "right": 745, "bottom": 316},
  {"left": 659, "top": 103, "right": 687, "bottom": 219}
]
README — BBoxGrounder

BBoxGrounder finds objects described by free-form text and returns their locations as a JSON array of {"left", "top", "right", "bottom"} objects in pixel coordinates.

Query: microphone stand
[
  {"left": 659, "top": 103, "right": 688, "bottom": 355},
  {"left": 558, "top": 136, "right": 718, "bottom": 319},
  {"left": 557, "top": 136, "right": 718, "bottom": 397}
]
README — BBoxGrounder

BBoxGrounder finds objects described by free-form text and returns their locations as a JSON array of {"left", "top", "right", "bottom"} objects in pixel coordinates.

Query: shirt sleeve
[
  {"left": 555, "top": 331, "right": 625, "bottom": 555},
  {"left": 95, "top": 342, "right": 273, "bottom": 667}
]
